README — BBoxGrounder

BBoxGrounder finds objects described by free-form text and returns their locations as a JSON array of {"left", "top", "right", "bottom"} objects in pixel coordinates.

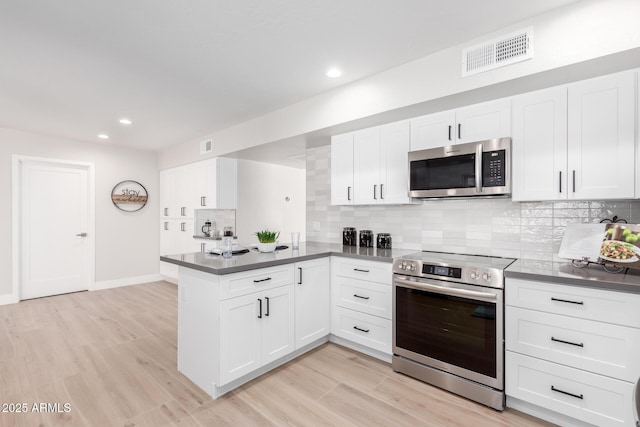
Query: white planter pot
[{"left": 257, "top": 242, "right": 277, "bottom": 253}]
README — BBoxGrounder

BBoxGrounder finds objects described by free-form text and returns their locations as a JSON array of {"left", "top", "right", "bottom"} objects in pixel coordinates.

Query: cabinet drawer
[
  {"left": 332, "top": 307, "right": 391, "bottom": 354},
  {"left": 506, "top": 278, "right": 640, "bottom": 327},
  {"left": 506, "top": 352, "right": 635, "bottom": 427},
  {"left": 332, "top": 257, "right": 392, "bottom": 284},
  {"left": 334, "top": 276, "right": 391, "bottom": 319},
  {"left": 220, "top": 264, "right": 294, "bottom": 300},
  {"left": 506, "top": 306, "right": 640, "bottom": 382}
]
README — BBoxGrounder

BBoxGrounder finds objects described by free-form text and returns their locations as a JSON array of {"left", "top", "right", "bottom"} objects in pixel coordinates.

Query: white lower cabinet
[
  {"left": 506, "top": 352, "right": 635, "bottom": 427},
  {"left": 506, "top": 278, "right": 640, "bottom": 426},
  {"left": 294, "top": 258, "right": 330, "bottom": 349},
  {"left": 331, "top": 257, "right": 392, "bottom": 358}
]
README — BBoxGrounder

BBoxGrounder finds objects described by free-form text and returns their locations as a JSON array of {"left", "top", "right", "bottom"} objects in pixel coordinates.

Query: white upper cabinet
[
  {"left": 567, "top": 71, "right": 635, "bottom": 200},
  {"left": 379, "top": 121, "right": 413, "bottom": 204},
  {"left": 332, "top": 121, "right": 413, "bottom": 205},
  {"left": 512, "top": 86, "right": 568, "bottom": 201},
  {"left": 159, "top": 168, "right": 177, "bottom": 218},
  {"left": 410, "top": 99, "right": 511, "bottom": 151},
  {"left": 512, "top": 71, "right": 636, "bottom": 201},
  {"left": 409, "top": 110, "right": 456, "bottom": 150},
  {"left": 353, "top": 127, "right": 381, "bottom": 204},
  {"left": 330, "top": 133, "right": 354, "bottom": 205},
  {"left": 193, "top": 157, "right": 237, "bottom": 210}
]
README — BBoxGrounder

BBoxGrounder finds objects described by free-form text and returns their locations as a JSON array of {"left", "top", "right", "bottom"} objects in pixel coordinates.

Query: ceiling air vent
[
  {"left": 200, "top": 139, "right": 212, "bottom": 154},
  {"left": 462, "top": 27, "right": 533, "bottom": 77}
]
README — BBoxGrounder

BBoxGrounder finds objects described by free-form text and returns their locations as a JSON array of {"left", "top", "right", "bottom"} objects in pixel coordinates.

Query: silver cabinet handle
[
  {"left": 551, "top": 386, "right": 583, "bottom": 400},
  {"left": 76, "top": 232, "right": 87, "bottom": 237},
  {"left": 353, "top": 326, "right": 369, "bottom": 333},
  {"left": 373, "top": 184, "right": 377, "bottom": 200},
  {"left": 181, "top": 207, "right": 186, "bottom": 216},
  {"left": 298, "top": 267, "right": 302, "bottom": 285},
  {"left": 201, "top": 196, "right": 206, "bottom": 207},
  {"left": 164, "top": 207, "right": 168, "bottom": 216},
  {"left": 353, "top": 294, "right": 370, "bottom": 300},
  {"left": 353, "top": 268, "right": 369, "bottom": 273},
  {"left": 551, "top": 297, "right": 583, "bottom": 305},
  {"left": 448, "top": 125, "right": 452, "bottom": 141},
  {"left": 180, "top": 222, "right": 186, "bottom": 232},
  {"left": 380, "top": 184, "right": 384, "bottom": 200},
  {"left": 347, "top": 186, "right": 351, "bottom": 201},
  {"left": 458, "top": 123, "right": 462, "bottom": 139},
  {"left": 572, "top": 170, "right": 576, "bottom": 193},
  {"left": 201, "top": 243, "right": 206, "bottom": 252},
  {"left": 164, "top": 222, "right": 168, "bottom": 231}
]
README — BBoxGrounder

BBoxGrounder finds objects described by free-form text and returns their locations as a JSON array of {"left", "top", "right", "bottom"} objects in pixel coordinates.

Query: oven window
[
  {"left": 410, "top": 154, "right": 476, "bottom": 191},
  {"left": 395, "top": 286, "right": 496, "bottom": 378}
]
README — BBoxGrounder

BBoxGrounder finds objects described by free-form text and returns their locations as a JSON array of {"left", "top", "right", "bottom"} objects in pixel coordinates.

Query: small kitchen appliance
[
  {"left": 201, "top": 220, "right": 213, "bottom": 237},
  {"left": 343, "top": 227, "right": 357, "bottom": 246},
  {"left": 359, "top": 230, "right": 373, "bottom": 247},
  {"left": 377, "top": 233, "right": 392, "bottom": 249},
  {"left": 392, "top": 251, "right": 516, "bottom": 410},
  {"left": 408, "top": 137, "right": 511, "bottom": 198}
]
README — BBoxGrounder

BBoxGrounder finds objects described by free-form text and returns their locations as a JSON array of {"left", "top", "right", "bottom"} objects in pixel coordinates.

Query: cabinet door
[
  {"left": 568, "top": 72, "right": 635, "bottom": 200},
  {"left": 512, "top": 87, "right": 568, "bottom": 201},
  {"left": 379, "top": 121, "right": 412, "bottom": 204},
  {"left": 176, "top": 220, "right": 195, "bottom": 254},
  {"left": 261, "top": 285, "right": 295, "bottom": 365},
  {"left": 330, "top": 133, "right": 354, "bottom": 205},
  {"left": 175, "top": 165, "right": 195, "bottom": 218},
  {"left": 219, "top": 293, "right": 261, "bottom": 385},
  {"left": 409, "top": 110, "right": 455, "bottom": 151},
  {"left": 159, "top": 169, "right": 176, "bottom": 218},
  {"left": 160, "top": 219, "right": 178, "bottom": 256},
  {"left": 193, "top": 158, "right": 238, "bottom": 210},
  {"left": 353, "top": 127, "right": 381, "bottom": 205},
  {"left": 455, "top": 98, "right": 511, "bottom": 143},
  {"left": 294, "top": 258, "right": 330, "bottom": 349}
]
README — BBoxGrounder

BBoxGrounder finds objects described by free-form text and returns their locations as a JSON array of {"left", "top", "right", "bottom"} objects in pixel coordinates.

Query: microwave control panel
[{"left": 482, "top": 150, "right": 506, "bottom": 187}]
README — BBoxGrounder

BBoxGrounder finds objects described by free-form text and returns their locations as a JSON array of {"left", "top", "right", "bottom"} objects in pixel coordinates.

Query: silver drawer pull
[
  {"left": 353, "top": 326, "right": 369, "bottom": 333},
  {"left": 551, "top": 337, "right": 584, "bottom": 347},
  {"left": 551, "top": 385, "right": 583, "bottom": 400},
  {"left": 551, "top": 297, "right": 584, "bottom": 305},
  {"left": 353, "top": 268, "right": 369, "bottom": 273},
  {"left": 253, "top": 277, "right": 272, "bottom": 283},
  {"left": 353, "top": 294, "right": 370, "bottom": 300}
]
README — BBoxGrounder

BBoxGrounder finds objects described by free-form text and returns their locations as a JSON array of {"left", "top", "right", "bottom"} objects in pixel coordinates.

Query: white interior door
[{"left": 21, "top": 161, "right": 90, "bottom": 299}]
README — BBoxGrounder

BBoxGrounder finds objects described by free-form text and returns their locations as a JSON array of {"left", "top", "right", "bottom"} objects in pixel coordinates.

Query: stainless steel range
[{"left": 392, "top": 251, "right": 516, "bottom": 410}]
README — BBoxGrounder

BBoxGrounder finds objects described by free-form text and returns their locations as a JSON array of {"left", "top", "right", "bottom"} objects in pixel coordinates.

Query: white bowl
[{"left": 257, "top": 242, "right": 277, "bottom": 253}]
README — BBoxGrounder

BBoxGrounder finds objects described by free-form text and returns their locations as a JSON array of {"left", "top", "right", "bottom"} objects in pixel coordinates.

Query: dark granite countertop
[
  {"left": 505, "top": 259, "right": 640, "bottom": 294},
  {"left": 160, "top": 241, "right": 416, "bottom": 275}
]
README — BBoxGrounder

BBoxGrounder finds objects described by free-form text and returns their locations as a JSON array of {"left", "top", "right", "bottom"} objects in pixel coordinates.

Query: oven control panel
[{"left": 422, "top": 264, "right": 462, "bottom": 279}]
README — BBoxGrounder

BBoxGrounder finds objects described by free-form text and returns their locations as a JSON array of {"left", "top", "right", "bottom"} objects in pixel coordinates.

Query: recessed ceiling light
[
  {"left": 326, "top": 68, "right": 342, "bottom": 78},
  {"left": 97, "top": 134, "right": 109, "bottom": 139},
  {"left": 119, "top": 118, "right": 132, "bottom": 125}
]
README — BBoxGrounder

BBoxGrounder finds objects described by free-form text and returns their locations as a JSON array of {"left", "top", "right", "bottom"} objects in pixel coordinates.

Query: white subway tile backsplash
[{"left": 305, "top": 145, "right": 640, "bottom": 260}]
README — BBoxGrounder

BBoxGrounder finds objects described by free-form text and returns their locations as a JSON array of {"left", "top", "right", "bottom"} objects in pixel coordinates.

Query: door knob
[{"left": 76, "top": 232, "right": 87, "bottom": 237}]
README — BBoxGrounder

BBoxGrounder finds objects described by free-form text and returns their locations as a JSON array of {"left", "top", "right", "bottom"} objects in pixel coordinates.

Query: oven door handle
[{"left": 394, "top": 277, "right": 497, "bottom": 303}]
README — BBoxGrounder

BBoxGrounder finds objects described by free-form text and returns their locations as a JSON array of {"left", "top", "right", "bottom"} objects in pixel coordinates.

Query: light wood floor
[{"left": 0, "top": 281, "right": 554, "bottom": 427}]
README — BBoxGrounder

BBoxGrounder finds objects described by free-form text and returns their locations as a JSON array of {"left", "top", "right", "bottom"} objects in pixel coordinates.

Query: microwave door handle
[
  {"left": 394, "top": 277, "right": 497, "bottom": 303},
  {"left": 475, "top": 143, "right": 483, "bottom": 193}
]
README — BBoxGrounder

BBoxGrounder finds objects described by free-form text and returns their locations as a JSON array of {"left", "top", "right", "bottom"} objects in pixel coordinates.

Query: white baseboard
[
  {"left": 0, "top": 293, "right": 19, "bottom": 306},
  {"left": 92, "top": 274, "right": 164, "bottom": 291}
]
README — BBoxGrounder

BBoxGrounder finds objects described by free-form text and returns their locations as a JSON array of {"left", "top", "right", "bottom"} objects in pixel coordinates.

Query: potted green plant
[{"left": 255, "top": 229, "right": 279, "bottom": 253}]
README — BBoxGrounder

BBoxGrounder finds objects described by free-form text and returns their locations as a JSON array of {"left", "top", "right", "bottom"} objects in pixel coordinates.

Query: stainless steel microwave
[{"left": 408, "top": 137, "right": 511, "bottom": 198}]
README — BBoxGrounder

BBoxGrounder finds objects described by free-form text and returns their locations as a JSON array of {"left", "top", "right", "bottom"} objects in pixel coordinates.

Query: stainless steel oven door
[{"left": 393, "top": 275, "right": 504, "bottom": 390}]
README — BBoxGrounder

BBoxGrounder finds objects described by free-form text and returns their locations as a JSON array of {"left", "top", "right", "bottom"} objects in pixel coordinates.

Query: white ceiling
[{"left": 0, "top": 0, "right": 579, "bottom": 153}]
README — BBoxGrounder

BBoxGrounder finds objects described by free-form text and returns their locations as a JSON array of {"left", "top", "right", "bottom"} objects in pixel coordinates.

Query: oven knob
[
  {"left": 482, "top": 272, "right": 491, "bottom": 281},
  {"left": 409, "top": 263, "right": 416, "bottom": 272},
  {"left": 401, "top": 262, "right": 407, "bottom": 270},
  {"left": 470, "top": 271, "right": 479, "bottom": 280}
]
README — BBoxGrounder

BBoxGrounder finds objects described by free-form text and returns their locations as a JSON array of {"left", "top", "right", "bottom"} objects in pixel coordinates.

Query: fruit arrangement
[{"left": 606, "top": 227, "right": 640, "bottom": 243}]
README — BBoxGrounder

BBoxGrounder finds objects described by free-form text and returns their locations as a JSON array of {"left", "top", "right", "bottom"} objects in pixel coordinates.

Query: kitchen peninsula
[{"left": 161, "top": 242, "right": 414, "bottom": 399}]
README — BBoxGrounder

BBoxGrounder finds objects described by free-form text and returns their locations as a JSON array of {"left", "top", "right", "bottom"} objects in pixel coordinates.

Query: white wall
[
  {"left": 0, "top": 128, "right": 159, "bottom": 299},
  {"left": 159, "top": 0, "right": 640, "bottom": 169},
  {"left": 235, "top": 160, "right": 305, "bottom": 246}
]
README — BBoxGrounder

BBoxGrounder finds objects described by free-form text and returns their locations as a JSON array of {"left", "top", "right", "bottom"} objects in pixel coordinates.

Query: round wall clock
[{"left": 111, "top": 180, "right": 148, "bottom": 212}]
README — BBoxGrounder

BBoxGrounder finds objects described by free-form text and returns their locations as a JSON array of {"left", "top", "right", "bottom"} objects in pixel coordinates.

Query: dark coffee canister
[
  {"left": 359, "top": 230, "right": 373, "bottom": 248},
  {"left": 377, "top": 233, "right": 392, "bottom": 249},
  {"left": 343, "top": 227, "right": 356, "bottom": 246}
]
